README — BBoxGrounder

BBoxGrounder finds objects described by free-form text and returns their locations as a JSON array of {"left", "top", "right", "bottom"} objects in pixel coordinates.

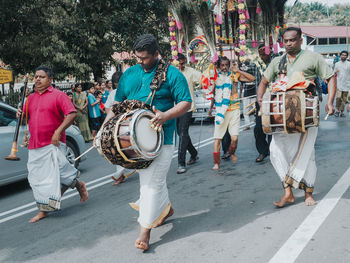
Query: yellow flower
[
  {"left": 169, "top": 21, "right": 175, "bottom": 27},
  {"left": 170, "top": 32, "right": 176, "bottom": 36},
  {"left": 239, "top": 35, "right": 246, "bottom": 40},
  {"left": 239, "top": 14, "right": 246, "bottom": 20},
  {"left": 240, "top": 45, "right": 247, "bottom": 51},
  {"left": 239, "top": 25, "right": 246, "bottom": 30},
  {"left": 237, "top": 3, "right": 245, "bottom": 9},
  {"left": 172, "top": 50, "right": 178, "bottom": 56},
  {"left": 239, "top": 56, "right": 246, "bottom": 62},
  {"left": 172, "top": 60, "right": 179, "bottom": 66},
  {"left": 234, "top": 47, "right": 240, "bottom": 52},
  {"left": 216, "top": 26, "right": 220, "bottom": 31}
]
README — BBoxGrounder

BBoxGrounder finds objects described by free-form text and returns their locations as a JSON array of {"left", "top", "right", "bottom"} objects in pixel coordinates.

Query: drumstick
[
  {"left": 324, "top": 113, "right": 329, "bottom": 120},
  {"left": 74, "top": 145, "right": 95, "bottom": 162}
]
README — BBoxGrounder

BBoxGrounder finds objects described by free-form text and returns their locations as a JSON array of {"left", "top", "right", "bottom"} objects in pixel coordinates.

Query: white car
[
  {"left": 0, "top": 102, "right": 86, "bottom": 187},
  {"left": 192, "top": 90, "right": 215, "bottom": 122}
]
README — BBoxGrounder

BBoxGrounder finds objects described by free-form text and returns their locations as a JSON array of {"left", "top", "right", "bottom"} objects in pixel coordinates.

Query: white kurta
[
  {"left": 129, "top": 145, "right": 174, "bottom": 229},
  {"left": 27, "top": 142, "right": 78, "bottom": 211},
  {"left": 270, "top": 127, "right": 318, "bottom": 192}
]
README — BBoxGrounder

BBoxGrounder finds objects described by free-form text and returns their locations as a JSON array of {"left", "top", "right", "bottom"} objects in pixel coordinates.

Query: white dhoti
[
  {"left": 270, "top": 127, "right": 318, "bottom": 193},
  {"left": 27, "top": 142, "right": 79, "bottom": 211},
  {"left": 129, "top": 145, "right": 174, "bottom": 229}
]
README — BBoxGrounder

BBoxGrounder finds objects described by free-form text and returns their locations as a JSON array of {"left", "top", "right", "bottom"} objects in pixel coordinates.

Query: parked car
[
  {"left": 192, "top": 90, "right": 215, "bottom": 122},
  {"left": 0, "top": 102, "right": 86, "bottom": 187}
]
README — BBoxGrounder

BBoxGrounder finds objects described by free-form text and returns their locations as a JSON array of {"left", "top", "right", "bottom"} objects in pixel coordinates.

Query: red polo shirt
[{"left": 24, "top": 86, "right": 76, "bottom": 149}]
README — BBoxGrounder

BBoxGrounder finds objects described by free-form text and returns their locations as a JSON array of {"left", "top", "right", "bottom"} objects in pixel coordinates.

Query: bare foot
[
  {"left": 212, "top": 164, "right": 219, "bottom": 170},
  {"left": 111, "top": 174, "right": 125, "bottom": 186},
  {"left": 135, "top": 226, "right": 150, "bottom": 251},
  {"left": 231, "top": 154, "right": 237, "bottom": 163},
  {"left": 76, "top": 181, "right": 88, "bottom": 202},
  {"left": 305, "top": 192, "right": 316, "bottom": 206},
  {"left": 29, "top": 211, "right": 48, "bottom": 223},
  {"left": 274, "top": 192, "right": 295, "bottom": 208},
  {"left": 154, "top": 206, "right": 174, "bottom": 228}
]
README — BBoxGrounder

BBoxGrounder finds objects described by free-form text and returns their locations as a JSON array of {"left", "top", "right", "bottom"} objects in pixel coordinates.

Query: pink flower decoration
[
  {"left": 273, "top": 43, "right": 278, "bottom": 53},
  {"left": 256, "top": 7, "right": 261, "bottom": 14},
  {"left": 239, "top": 50, "right": 246, "bottom": 56},
  {"left": 216, "top": 14, "right": 223, "bottom": 24},
  {"left": 252, "top": 40, "right": 258, "bottom": 48},
  {"left": 238, "top": 9, "right": 244, "bottom": 14},
  {"left": 237, "top": 0, "right": 244, "bottom": 3},
  {"left": 169, "top": 27, "right": 175, "bottom": 31},
  {"left": 239, "top": 40, "right": 246, "bottom": 45},
  {"left": 173, "top": 55, "right": 178, "bottom": 60},
  {"left": 176, "top": 21, "right": 182, "bottom": 30},
  {"left": 279, "top": 41, "right": 284, "bottom": 48},
  {"left": 211, "top": 53, "right": 219, "bottom": 62},
  {"left": 245, "top": 10, "right": 250, "bottom": 19},
  {"left": 239, "top": 30, "right": 245, "bottom": 34},
  {"left": 170, "top": 36, "right": 176, "bottom": 41},
  {"left": 168, "top": 17, "right": 172, "bottom": 22},
  {"left": 178, "top": 47, "right": 183, "bottom": 53},
  {"left": 190, "top": 55, "right": 196, "bottom": 63},
  {"left": 265, "top": 46, "right": 270, "bottom": 55},
  {"left": 171, "top": 46, "right": 177, "bottom": 50},
  {"left": 239, "top": 20, "right": 246, "bottom": 24}
]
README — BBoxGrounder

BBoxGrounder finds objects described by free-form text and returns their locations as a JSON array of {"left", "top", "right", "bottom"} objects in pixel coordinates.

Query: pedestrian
[
  {"left": 208, "top": 57, "right": 255, "bottom": 170},
  {"left": 254, "top": 44, "right": 273, "bottom": 162},
  {"left": 334, "top": 50, "right": 350, "bottom": 117},
  {"left": 257, "top": 27, "right": 336, "bottom": 208},
  {"left": 95, "top": 90, "right": 106, "bottom": 120},
  {"left": 87, "top": 85, "right": 101, "bottom": 138},
  {"left": 73, "top": 83, "right": 92, "bottom": 142},
  {"left": 106, "top": 79, "right": 113, "bottom": 93},
  {"left": 99, "top": 34, "right": 191, "bottom": 250},
  {"left": 17, "top": 65, "right": 88, "bottom": 223},
  {"left": 100, "top": 81, "right": 109, "bottom": 104},
  {"left": 176, "top": 53, "right": 202, "bottom": 174}
]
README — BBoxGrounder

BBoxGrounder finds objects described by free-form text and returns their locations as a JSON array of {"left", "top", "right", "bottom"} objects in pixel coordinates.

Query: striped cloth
[{"left": 214, "top": 72, "right": 233, "bottom": 125}]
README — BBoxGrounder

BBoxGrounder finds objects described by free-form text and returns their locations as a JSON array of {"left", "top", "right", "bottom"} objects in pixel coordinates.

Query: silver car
[
  {"left": 0, "top": 102, "right": 86, "bottom": 187},
  {"left": 192, "top": 90, "right": 215, "bottom": 122}
]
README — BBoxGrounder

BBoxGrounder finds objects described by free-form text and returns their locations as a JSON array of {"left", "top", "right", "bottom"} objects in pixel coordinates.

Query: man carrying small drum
[
  {"left": 100, "top": 34, "right": 191, "bottom": 250},
  {"left": 257, "top": 27, "right": 336, "bottom": 208}
]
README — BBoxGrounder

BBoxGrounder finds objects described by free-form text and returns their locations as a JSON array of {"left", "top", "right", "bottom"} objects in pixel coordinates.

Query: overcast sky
[{"left": 286, "top": 0, "right": 350, "bottom": 6}]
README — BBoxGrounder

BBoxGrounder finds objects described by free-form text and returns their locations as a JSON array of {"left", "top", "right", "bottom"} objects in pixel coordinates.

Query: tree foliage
[
  {"left": 0, "top": 0, "right": 169, "bottom": 80},
  {"left": 285, "top": 1, "right": 350, "bottom": 25}
]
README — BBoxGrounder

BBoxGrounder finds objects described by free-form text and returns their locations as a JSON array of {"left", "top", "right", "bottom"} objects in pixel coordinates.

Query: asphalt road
[{"left": 0, "top": 101, "right": 350, "bottom": 263}]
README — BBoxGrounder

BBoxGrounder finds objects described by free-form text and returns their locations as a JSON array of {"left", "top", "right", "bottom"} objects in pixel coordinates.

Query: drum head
[{"left": 135, "top": 116, "right": 158, "bottom": 152}]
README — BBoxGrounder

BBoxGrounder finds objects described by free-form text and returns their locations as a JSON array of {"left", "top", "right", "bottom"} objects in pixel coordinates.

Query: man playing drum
[
  {"left": 101, "top": 34, "right": 191, "bottom": 250},
  {"left": 257, "top": 27, "right": 336, "bottom": 207}
]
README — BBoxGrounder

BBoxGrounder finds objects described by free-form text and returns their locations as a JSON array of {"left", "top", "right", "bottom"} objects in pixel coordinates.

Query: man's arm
[
  {"left": 325, "top": 75, "right": 336, "bottom": 115},
  {"left": 238, "top": 70, "right": 255, "bottom": 82},
  {"left": 52, "top": 112, "right": 77, "bottom": 146},
  {"left": 151, "top": 101, "right": 191, "bottom": 130},
  {"left": 257, "top": 76, "right": 270, "bottom": 109}
]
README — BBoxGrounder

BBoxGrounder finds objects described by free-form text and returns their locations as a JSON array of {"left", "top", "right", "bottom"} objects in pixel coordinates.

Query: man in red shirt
[{"left": 19, "top": 66, "right": 88, "bottom": 223}]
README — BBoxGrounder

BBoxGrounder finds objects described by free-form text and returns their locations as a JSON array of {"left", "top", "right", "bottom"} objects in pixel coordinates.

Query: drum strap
[{"left": 145, "top": 59, "right": 171, "bottom": 107}]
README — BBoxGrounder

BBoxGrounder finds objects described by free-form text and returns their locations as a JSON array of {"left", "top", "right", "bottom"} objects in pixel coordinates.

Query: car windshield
[{"left": 0, "top": 106, "right": 17, "bottom": 127}]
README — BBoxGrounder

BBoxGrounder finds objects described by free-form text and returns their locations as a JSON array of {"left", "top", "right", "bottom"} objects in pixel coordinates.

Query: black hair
[
  {"left": 340, "top": 50, "right": 348, "bottom": 56},
  {"left": 178, "top": 53, "right": 186, "bottom": 61},
  {"left": 75, "top": 83, "right": 82, "bottom": 89},
  {"left": 66, "top": 91, "right": 73, "bottom": 96},
  {"left": 133, "top": 34, "right": 159, "bottom": 55},
  {"left": 94, "top": 90, "right": 102, "bottom": 96},
  {"left": 258, "top": 43, "right": 265, "bottom": 49},
  {"left": 216, "top": 56, "right": 230, "bottom": 68},
  {"left": 112, "top": 71, "right": 123, "bottom": 85},
  {"left": 35, "top": 65, "right": 54, "bottom": 78},
  {"left": 282, "top": 27, "right": 302, "bottom": 39}
]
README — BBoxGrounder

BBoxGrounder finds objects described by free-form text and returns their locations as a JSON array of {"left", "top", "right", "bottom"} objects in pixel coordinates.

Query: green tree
[{"left": 0, "top": 0, "right": 169, "bottom": 80}]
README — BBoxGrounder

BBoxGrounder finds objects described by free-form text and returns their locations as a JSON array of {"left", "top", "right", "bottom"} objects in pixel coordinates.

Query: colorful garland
[
  {"left": 237, "top": 0, "right": 247, "bottom": 62},
  {"left": 168, "top": 12, "right": 179, "bottom": 66}
]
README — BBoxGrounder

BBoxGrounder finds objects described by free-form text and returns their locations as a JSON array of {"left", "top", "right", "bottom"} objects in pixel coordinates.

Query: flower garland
[
  {"left": 168, "top": 12, "right": 179, "bottom": 66},
  {"left": 237, "top": 0, "right": 248, "bottom": 63}
]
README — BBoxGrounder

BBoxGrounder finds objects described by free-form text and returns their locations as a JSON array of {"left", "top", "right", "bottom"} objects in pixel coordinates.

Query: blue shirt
[
  {"left": 115, "top": 62, "right": 191, "bottom": 145},
  {"left": 102, "top": 90, "right": 109, "bottom": 104},
  {"left": 88, "top": 93, "right": 101, "bottom": 118}
]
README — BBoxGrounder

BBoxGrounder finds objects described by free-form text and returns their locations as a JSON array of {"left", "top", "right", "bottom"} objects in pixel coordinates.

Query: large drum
[
  {"left": 97, "top": 101, "right": 163, "bottom": 169},
  {"left": 261, "top": 90, "right": 319, "bottom": 134}
]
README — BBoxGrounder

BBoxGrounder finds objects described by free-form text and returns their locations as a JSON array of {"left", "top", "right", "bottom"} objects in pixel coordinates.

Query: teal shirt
[{"left": 115, "top": 62, "right": 192, "bottom": 145}]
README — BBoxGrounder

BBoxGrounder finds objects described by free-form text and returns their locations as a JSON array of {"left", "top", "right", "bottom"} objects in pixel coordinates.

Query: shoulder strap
[
  {"left": 146, "top": 59, "right": 171, "bottom": 107},
  {"left": 278, "top": 54, "right": 288, "bottom": 75}
]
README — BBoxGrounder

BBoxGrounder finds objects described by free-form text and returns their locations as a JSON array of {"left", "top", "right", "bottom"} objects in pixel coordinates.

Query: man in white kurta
[{"left": 334, "top": 50, "right": 350, "bottom": 117}]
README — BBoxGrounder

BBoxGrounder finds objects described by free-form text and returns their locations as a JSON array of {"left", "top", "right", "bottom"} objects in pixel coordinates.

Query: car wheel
[{"left": 66, "top": 140, "right": 80, "bottom": 168}]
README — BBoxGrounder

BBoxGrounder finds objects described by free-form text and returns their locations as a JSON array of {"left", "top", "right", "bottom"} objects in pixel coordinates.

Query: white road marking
[
  {"left": 0, "top": 121, "right": 255, "bottom": 224},
  {"left": 269, "top": 166, "right": 350, "bottom": 263}
]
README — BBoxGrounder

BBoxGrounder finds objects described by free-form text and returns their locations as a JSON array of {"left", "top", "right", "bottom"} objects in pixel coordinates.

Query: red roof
[{"left": 300, "top": 26, "right": 350, "bottom": 38}]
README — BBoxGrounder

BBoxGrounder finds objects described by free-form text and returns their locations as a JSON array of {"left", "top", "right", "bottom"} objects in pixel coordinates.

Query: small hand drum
[
  {"left": 97, "top": 108, "right": 163, "bottom": 169},
  {"left": 261, "top": 90, "right": 319, "bottom": 134}
]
